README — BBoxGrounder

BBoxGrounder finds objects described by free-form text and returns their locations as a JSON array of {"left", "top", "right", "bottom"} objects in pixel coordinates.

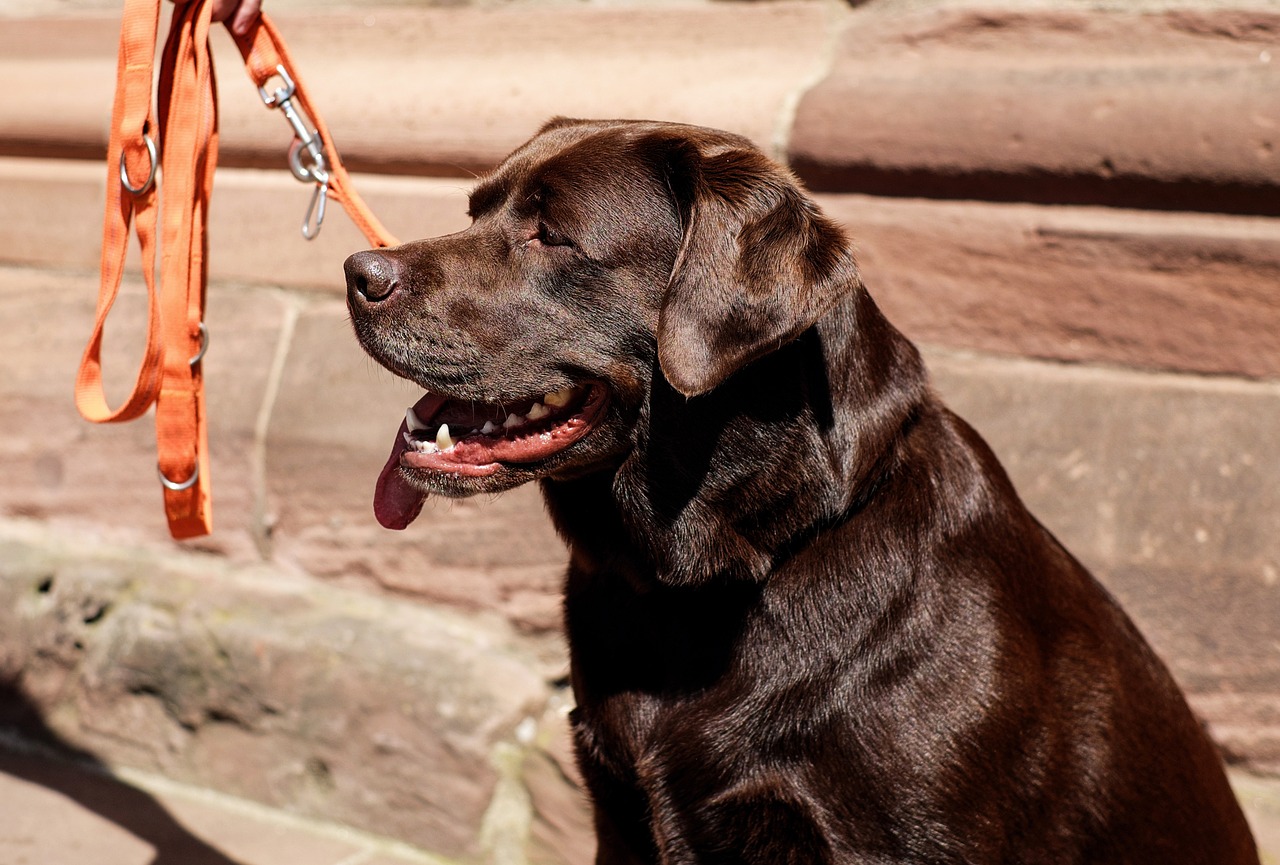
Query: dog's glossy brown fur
[{"left": 346, "top": 119, "right": 1258, "bottom": 864}]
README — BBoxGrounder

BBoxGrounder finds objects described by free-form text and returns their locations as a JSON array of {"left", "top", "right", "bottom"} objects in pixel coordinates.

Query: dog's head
[{"left": 346, "top": 119, "right": 861, "bottom": 530}]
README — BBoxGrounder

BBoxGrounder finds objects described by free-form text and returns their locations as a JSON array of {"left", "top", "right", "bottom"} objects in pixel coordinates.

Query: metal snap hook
[
  {"left": 258, "top": 64, "right": 297, "bottom": 107},
  {"left": 302, "top": 181, "right": 328, "bottom": 241},
  {"left": 120, "top": 134, "right": 158, "bottom": 195},
  {"left": 157, "top": 462, "right": 199, "bottom": 492},
  {"left": 288, "top": 137, "right": 329, "bottom": 185}
]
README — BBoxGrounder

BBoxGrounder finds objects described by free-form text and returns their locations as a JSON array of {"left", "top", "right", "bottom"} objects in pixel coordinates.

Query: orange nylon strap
[
  {"left": 152, "top": 0, "right": 217, "bottom": 538},
  {"left": 77, "top": 0, "right": 397, "bottom": 540},
  {"left": 75, "top": 0, "right": 165, "bottom": 426}
]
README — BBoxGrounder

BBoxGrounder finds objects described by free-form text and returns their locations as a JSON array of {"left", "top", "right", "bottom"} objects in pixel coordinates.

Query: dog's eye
[{"left": 534, "top": 223, "right": 573, "bottom": 248}]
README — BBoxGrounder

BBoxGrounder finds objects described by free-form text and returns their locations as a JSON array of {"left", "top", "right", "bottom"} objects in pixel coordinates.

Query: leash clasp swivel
[{"left": 259, "top": 64, "right": 330, "bottom": 240}]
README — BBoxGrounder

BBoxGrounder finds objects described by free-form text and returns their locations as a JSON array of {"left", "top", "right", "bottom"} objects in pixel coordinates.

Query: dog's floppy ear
[{"left": 656, "top": 136, "right": 862, "bottom": 397}]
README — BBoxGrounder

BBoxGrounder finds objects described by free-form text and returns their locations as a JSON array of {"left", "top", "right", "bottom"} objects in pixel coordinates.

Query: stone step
[
  {"left": 0, "top": 4, "right": 833, "bottom": 172},
  {"left": 0, "top": 741, "right": 445, "bottom": 865},
  {"left": 1, "top": 5, "right": 1276, "bottom": 209},
  {"left": 5, "top": 157, "right": 1278, "bottom": 380},
  {"left": 790, "top": 7, "right": 1280, "bottom": 214},
  {"left": 0, "top": 518, "right": 577, "bottom": 861}
]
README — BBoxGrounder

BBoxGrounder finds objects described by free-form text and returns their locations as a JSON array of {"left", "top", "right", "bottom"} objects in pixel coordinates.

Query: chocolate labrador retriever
[{"left": 344, "top": 119, "right": 1258, "bottom": 864}]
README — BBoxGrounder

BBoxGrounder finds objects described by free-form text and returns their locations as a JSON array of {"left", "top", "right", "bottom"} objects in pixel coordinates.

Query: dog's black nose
[{"left": 345, "top": 250, "right": 401, "bottom": 303}]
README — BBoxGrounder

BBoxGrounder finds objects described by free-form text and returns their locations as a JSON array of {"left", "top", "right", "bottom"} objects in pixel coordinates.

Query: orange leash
[{"left": 76, "top": 0, "right": 398, "bottom": 540}]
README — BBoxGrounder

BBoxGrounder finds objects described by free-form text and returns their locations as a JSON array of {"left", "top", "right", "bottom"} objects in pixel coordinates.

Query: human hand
[
  {"left": 171, "top": 0, "right": 262, "bottom": 36},
  {"left": 212, "top": 0, "right": 261, "bottom": 36}
]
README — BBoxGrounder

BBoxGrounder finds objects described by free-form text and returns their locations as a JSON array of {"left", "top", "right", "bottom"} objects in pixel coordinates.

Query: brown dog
[{"left": 345, "top": 119, "right": 1258, "bottom": 864}]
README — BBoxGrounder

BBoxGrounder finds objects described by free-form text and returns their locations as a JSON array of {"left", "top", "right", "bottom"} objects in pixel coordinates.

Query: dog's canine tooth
[
  {"left": 436, "top": 423, "right": 454, "bottom": 451},
  {"left": 406, "top": 407, "right": 428, "bottom": 432},
  {"left": 527, "top": 402, "right": 550, "bottom": 421}
]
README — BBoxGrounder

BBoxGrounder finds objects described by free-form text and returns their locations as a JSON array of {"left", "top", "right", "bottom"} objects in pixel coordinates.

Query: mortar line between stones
[
  {"left": 770, "top": 0, "right": 851, "bottom": 164},
  {"left": 251, "top": 291, "right": 302, "bottom": 562}
]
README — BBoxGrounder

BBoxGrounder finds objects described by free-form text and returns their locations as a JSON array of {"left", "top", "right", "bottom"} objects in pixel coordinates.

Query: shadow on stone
[{"left": 0, "top": 680, "right": 248, "bottom": 865}]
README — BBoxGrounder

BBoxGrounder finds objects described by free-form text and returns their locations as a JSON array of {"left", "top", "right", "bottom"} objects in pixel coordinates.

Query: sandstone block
[
  {"left": 0, "top": 267, "right": 286, "bottom": 561},
  {"left": 524, "top": 699, "right": 593, "bottom": 865},
  {"left": 926, "top": 347, "right": 1280, "bottom": 772},
  {"left": 0, "top": 524, "right": 550, "bottom": 857},
  {"left": 0, "top": 4, "right": 832, "bottom": 174},
  {"left": 823, "top": 194, "right": 1280, "bottom": 379},
  {"left": 791, "top": 9, "right": 1280, "bottom": 214},
  {"left": 0, "top": 157, "right": 471, "bottom": 292}
]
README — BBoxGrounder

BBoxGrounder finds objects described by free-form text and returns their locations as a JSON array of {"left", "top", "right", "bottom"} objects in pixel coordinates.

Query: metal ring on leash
[
  {"left": 120, "top": 134, "right": 158, "bottom": 195},
  {"left": 157, "top": 463, "right": 199, "bottom": 492},
  {"left": 189, "top": 322, "right": 209, "bottom": 367}
]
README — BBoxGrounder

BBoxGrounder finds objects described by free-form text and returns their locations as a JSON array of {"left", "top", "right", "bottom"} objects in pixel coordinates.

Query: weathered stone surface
[
  {"left": 0, "top": 158, "right": 104, "bottom": 273},
  {"left": 791, "top": 9, "right": 1280, "bottom": 214},
  {"left": 824, "top": 194, "right": 1280, "bottom": 379},
  {"left": 0, "top": 266, "right": 284, "bottom": 561},
  {"left": 9, "top": 163, "right": 1279, "bottom": 385},
  {"left": 0, "top": 520, "right": 550, "bottom": 858},
  {"left": 1233, "top": 770, "right": 1280, "bottom": 857},
  {"left": 925, "top": 347, "right": 1280, "bottom": 773},
  {"left": 265, "top": 299, "right": 569, "bottom": 631},
  {"left": 204, "top": 169, "right": 472, "bottom": 292},
  {"left": 524, "top": 698, "right": 593, "bottom": 865},
  {"left": 0, "top": 157, "right": 471, "bottom": 292},
  {"left": 0, "top": 4, "right": 832, "bottom": 173}
]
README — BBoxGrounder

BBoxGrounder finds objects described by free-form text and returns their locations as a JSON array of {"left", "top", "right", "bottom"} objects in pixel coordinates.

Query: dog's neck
[{"left": 541, "top": 286, "right": 928, "bottom": 591}]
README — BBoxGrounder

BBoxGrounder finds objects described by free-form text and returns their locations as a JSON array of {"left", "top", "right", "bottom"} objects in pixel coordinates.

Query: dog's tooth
[
  {"left": 404, "top": 432, "right": 431, "bottom": 453},
  {"left": 405, "top": 407, "right": 428, "bottom": 432},
  {"left": 481, "top": 420, "right": 498, "bottom": 435},
  {"left": 526, "top": 402, "right": 550, "bottom": 421},
  {"left": 543, "top": 387, "right": 574, "bottom": 408},
  {"left": 436, "top": 423, "right": 454, "bottom": 451},
  {"left": 503, "top": 413, "right": 523, "bottom": 429}
]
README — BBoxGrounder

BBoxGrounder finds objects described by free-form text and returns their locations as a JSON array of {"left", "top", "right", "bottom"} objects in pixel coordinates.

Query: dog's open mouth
[{"left": 374, "top": 382, "right": 608, "bottom": 529}]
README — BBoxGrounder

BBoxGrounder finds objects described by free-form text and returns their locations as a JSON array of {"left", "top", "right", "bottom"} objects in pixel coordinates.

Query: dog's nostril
[{"left": 344, "top": 250, "right": 400, "bottom": 302}]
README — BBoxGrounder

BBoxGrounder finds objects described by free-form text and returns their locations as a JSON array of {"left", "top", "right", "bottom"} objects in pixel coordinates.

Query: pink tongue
[
  {"left": 372, "top": 394, "right": 446, "bottom": 530},
  {"left": 373, "top": 427, "right": 423, "bottom": 530}
]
